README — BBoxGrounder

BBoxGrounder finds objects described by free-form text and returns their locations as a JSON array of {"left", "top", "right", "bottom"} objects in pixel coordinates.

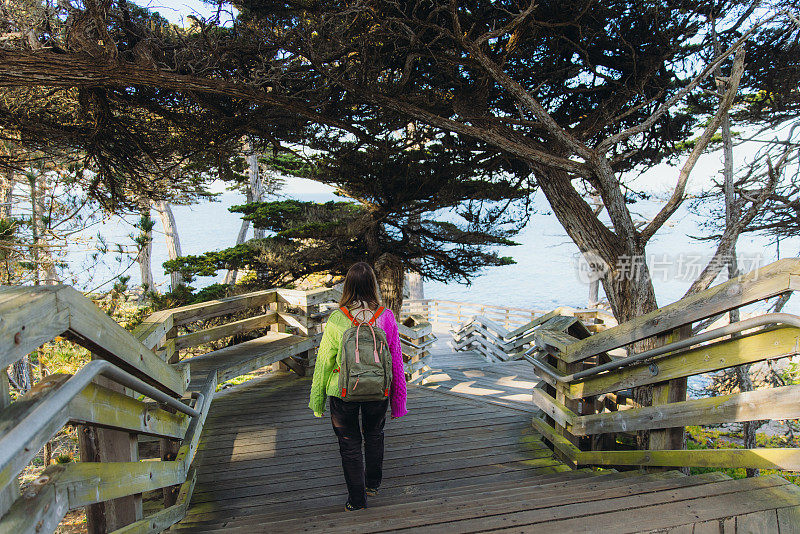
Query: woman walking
[{"left": 309, "top": 262, "right": 408, "bottom": 510}]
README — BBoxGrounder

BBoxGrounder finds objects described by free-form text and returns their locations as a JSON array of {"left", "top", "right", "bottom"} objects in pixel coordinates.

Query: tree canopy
[{"left": 1, "top": 0, "right": 799, "bottom": 319}]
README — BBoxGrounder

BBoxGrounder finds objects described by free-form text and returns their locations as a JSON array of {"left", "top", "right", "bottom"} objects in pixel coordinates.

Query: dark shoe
[
  {"left": 345, "top": 501, "right": 365, "bottom": 511},
  {"left": 365, "top": 487, "right": 379, "bottom": 496}
]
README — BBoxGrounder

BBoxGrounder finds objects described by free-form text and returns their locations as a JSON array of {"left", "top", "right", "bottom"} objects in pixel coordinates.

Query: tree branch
[
  {"left": 0, "top": 50, "right": 370, "bottom": 143},
  {"left": 684, "top": 154, "right": 781, "bottom": 297},
  {"left": 639, "top": 47, "right": 746, "bottom": 244},
  {"left": 597, "top": 14, "right": 775, "bottom": 153}
]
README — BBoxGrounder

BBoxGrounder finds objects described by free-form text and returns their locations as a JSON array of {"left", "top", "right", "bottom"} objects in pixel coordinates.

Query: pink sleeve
[{"left": 380, "top": 310, "right": 408, "bottom": 418}]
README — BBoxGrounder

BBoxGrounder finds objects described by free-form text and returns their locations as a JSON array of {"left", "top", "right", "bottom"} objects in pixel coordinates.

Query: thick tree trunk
[
  {"left": 375, "top": 252, "right": 405, "bottom": 317},
  {"left": 137, "top": 202, "right": 154, "bottom": 298},
  {"left": 533, "top": 167, "right": 658, "bottom": 322},
  {"left": 154, "top": 200, "right": 184, "bottom": 291},
  {"left": 535, "top": 165, "right": 662, "bottom": 448}
]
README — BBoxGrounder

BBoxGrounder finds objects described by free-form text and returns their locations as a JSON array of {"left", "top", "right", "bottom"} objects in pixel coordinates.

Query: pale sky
[{"left": 132, "top": 0, "right": 222, "bottom": 24}]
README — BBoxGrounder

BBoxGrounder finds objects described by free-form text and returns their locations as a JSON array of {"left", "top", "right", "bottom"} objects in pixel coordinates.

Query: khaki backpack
[{"left": 334, "top": 306, "right": 393, "bottom": 402}]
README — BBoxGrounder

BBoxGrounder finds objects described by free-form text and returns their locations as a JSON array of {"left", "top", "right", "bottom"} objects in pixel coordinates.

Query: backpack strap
[
  {"left": 340, "top": 306, "right": 358, "bottom": 325},
  {"left": 341, "top": 306, "right": 385, "bottom": 326},
  {"left": 369, "top": 306, "right": 385, "bottom": 325}
]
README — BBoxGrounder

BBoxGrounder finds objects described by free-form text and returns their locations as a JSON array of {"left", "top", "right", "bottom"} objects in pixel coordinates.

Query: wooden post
[
  {"left": 164, "top": 325, "right": 179, "bottom": 364},
  {"left": 160, "top": 406, "right": 181, "bottom": 507},
  {"left": 270, "top": 299, "right": 285, "bottom": 334},
  {"left": 0, "top": 367, "right": 19, "bottom": 518},
  {"left": 78, "top": 360, "right": 143, "bottom": 533},
  {"left": 269, "top": 297, "right": 290, "bottom": 372},
  {"left": 157, "top": 328, "right": 181, "bottom": 507},
  {"left": 648, "top": 326, "right": 691, "bottom": 471}
]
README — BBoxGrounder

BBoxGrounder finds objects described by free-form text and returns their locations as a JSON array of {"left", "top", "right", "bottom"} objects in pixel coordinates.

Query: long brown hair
[{"left": 339, "top": 262, "right": 382, "bottom": 310}]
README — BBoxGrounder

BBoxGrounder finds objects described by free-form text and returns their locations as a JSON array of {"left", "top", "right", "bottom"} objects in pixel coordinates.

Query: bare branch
[
  {"left": 639, "top": 47, "right": 746, "bottom": 244},
  {"left": 597, "top": 13, "right": 776, "bottom": 153}
]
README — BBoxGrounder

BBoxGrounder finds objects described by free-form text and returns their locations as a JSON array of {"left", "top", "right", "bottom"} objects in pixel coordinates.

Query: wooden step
[
  {"left": 177, "top": 471, "right": 694, "bottom": 532},
  {"left": 172, "top": 469, "right": 609, "bottom": 530},
  {"left": 182, "top": 473, "right": 800, "bottom": 533}
]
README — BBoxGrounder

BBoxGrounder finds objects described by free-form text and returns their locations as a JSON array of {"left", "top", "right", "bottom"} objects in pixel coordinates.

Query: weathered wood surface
[
  {"left": 109, "top": 468, "right": 197, "bottom": 534},
  {"left": 179, "top": 331, "right": 316, "bottom": 389},
  {"left": 0, "top": 366, "right": 18, "bottom": 518},
  {"left": 0, "top": 287, "right": 69, "bottom": 371},
  {"left": 561, "top": 257, "right": 800, "bottom": 363},
  {"left": 171, "top": 372, "right": 800, "bottom": 533},
  {"left": 450, "top": 312, "right": 598, "bottom": 363},
  {"left": 570, "top": 383, "right": 800, "bottom": 436},
  {"left": 570, "top": 326, "right": 800, "bottom": 398},
  {"left": 0, "top": 372, "right": 189, "bottom": 496},
  {"left": 77, "top": 372, "right": 143, "bottom": 533},
  {"left": 174, "top": 372, "right": 563, "bottom": 530},
  {"left": 57, "top": 286, "right": 188, "bottom": 396},
  {"left": 174, "top": 312, "right": 277, "bottom": 351},
  {"left": 131, "top": 310, "right": 173, "bottom": 351},
  {"left": 533, "top": 415, "right": 800, "bottom": 471},
  {"left": 169, "top": 290, "right": 277, "bottom": 326}
]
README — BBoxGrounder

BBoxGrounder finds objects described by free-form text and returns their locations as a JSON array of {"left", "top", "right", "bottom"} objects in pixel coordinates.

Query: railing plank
[
  {"left": 277, "top": 312, "right": 310, "bottom": 335},
  {"left": 169, "top": 290, "right": 277, "bottom": 326},
  {"left": 531, "top": 385, "right": 576, "bottom": 429},
  {"left": 175, "top": 375, "right": 216, "bottom": 470},
  {"left": 110, "top": 468, "right": 197, "bottom": 534},
  {"left": 572, "top": 384, "right": 800, "bottom": 436},
  {"left": 577, "top": 447, "right": 800, "bottom": 471},
  {"left": 0, "top": 365, "right": 18, "bottom": 518},
  {"left": 57, "top": 287, "right": 187, "bottom": 396},
  {"left": 561, "top": 258, "right": 800, "bottom": 363},
  {"left": 534, "top": 415, "right": 800, "bottom": 471},
  {"left": 0, "top": 373, "right": 190, "bottom": 495},
  {"left": 0, "top": 286, "right": 69, "bottom": 371},
  {"left": 0, "top": 374, "right": 72, "bottom": 493},
  {"left": 278, "top": 287, "right": 341, "bottom": 307},
  {"left": 131, "top": 311, "right": 174, "bottom": 351},
  {"left": 570, "top": 326, "right": 800, "bottom": 398},
  {"left": 0, "top": 476, "right": 67, "bottom": 534},
  {"left": 70, "top": 380, "right": 189, "bottom": 439},
  {"left": 174, "top": 312, "right": 277, "bottom": 351}
]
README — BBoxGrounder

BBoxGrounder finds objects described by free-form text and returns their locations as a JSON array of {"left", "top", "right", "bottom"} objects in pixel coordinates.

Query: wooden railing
[
  {"left": 397, "top": 315, "right": 436, "bottom": 383},
  {"left": 0, "top": 285, "right": 340, "bottom": 534},
  {"left": 528, "top": 258, "right": 800, "bottom": 474},
  {"left": 402, "top": 299, "right": 551, "bottom": 329},
  {"left": 449, "top": 308, "right": 617, "bottom": 362}
]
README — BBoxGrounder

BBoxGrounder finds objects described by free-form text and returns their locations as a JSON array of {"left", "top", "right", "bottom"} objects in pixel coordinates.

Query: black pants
[{"left": 329, "top": 396, "right": 388, "bottom": 508}]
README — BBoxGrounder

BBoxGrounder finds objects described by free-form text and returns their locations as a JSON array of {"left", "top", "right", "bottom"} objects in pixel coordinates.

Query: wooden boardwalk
[
  {"left": 172, "top": 365, "right": 800, "bottom": 533},
  {"left": 173, "top": 371, "right": 566, "bottom": 531},
  {"left": 419, "top": 347, "right": 540, "bottom": 412},
  {"left": 7, "top": 283, "right": 800, "bottom": 534}
]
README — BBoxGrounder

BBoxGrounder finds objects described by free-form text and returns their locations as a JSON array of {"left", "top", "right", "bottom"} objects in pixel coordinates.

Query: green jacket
[{"left": 308, "top": 309, "right": 352, "bottom": 414}]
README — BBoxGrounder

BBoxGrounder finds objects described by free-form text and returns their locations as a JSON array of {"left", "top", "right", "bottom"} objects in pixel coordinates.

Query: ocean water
[{"left": 72, "top": 183, "right": 800, "bottom": 316}]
